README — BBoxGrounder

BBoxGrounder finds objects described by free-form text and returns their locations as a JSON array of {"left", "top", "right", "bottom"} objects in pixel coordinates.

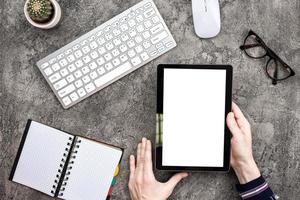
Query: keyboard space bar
[{"left": 94, "top": 62, "right": 132, "bottom": 87}]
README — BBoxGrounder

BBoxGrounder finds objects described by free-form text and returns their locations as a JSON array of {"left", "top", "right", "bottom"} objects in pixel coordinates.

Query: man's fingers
[
  {"left": 144, "top": 140, "right": 154, "bottom": 178},
  {"left": 226, "top": 112, "right": 241, "bottom": 137},
  {"left": 129, "top": 155, "right": 135, "bottom": 181},
  {"left": 136, "top": 143, "right": 141, "bottom": 167},
  {"left": 137, "top": 138, "right": 147, "bottom": 173},
  {"left": 232, "top": 102, "right": 250, "bottom": 129},
  {"left": 165, "top": 173, "right": 188, "bottom": 190}
]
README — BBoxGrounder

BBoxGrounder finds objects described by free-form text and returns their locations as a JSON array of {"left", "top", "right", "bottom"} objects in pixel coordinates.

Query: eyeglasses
[{"left": 240, "top": 30, "right": 295, "bottom": 85}]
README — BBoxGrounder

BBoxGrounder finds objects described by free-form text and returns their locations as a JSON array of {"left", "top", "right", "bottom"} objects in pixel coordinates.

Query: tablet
[{"left": 156, "top": 64, "right": 232, "bottom": 171}]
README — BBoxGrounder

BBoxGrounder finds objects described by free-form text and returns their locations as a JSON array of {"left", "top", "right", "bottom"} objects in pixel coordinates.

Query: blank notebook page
[
  {"left": 12, "top": 121, "right": 74, "bottom": 196},
  {"left": 62, "top": 137, "right": 122, "bottom": 200}
]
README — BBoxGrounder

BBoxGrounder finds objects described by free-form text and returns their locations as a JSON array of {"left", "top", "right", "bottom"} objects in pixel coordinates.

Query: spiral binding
[{"left": 51, "top": 137, "right": 82, "bottom": 197}]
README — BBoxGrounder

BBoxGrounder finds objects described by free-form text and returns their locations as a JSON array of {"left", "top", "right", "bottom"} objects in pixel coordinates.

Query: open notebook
[{"left": 9, "top": 120, "right": 123, "bottom": 200}]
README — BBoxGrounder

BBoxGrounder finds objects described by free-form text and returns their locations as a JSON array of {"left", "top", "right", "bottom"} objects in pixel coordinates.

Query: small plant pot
[{"left": 24, "top": 0, "right": 62, "bottom": 29}]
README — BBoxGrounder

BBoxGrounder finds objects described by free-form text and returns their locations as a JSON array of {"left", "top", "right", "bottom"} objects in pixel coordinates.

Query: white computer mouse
[{"left": 192, "top": 0, "right": 221, "bottom": 38}]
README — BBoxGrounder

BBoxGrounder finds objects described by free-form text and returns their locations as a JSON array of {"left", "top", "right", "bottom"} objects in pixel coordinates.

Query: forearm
[{"left": 233, "top": 161, "right": 276, "bottom": 200}]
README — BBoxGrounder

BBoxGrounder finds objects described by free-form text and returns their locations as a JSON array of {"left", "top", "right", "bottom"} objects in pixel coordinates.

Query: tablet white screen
[{"left": 162, "top": 69, "right": 226, "bottom": 167}]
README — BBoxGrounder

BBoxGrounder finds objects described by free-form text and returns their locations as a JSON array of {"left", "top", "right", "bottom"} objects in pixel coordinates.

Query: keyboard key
[
  {"left": 113, "top": 29, "right": 121, "bottom": 36},
  {"left": 89, "top": 35, "right": 96, "bottom": 41},
  {"left": 144, "top": 8, "right": 155, "bottom": 18},
  {"left": 98, "top": 47, "right": 106, "bottom": 55},
  {"left": 52, "top": 63, "right": 60, "bottom": 71},
  {"left": 75, "top": 60, "right": 84, "bottom": 68},
  {"left": 112, "top": 49, "right": 120, "bottom": 57},
  {"left": 135, "top": 36, "right": 143, "bottom": 43},
  {"left": 90, "top": 51, "right": 99, "bottom": 59},
  {"left": 97, "top": 67, "right": 105, "bottom": 75},
  {"left": 67, "top": 64, "right": 76, "bottom": 72},
  {"left": 44, "top": 67, "right": 53, "bottom": 76},
  {"left": 105, "top": 63, "right": 114, "bottom": 70},
  {"left": 94, "top": 62, "right": 132, "bottom": 87},
  {"left": 112, "top": 58, "right": 121, "bottom": 66},
  {"left": 120, "top": 24, "right": 128, "bottom": 31},
  {"left": 144, "top": 2, "right": 152, "bottom": 8},
  {"left": 136, "top": 15, "right": 144, "bottom": 22},
  {"left": 105, "top": 33, "right": 113, "bottom": 40},
  {"left": 89, "top": 41, "right": 98, "bottom": 49},
  {"left": 81, "top": 40, "right": 88, "bottom": 45},
  {"left": 105, "top": 42, "right": 114, "bottom": 50},
  {"left": 65, "top": 49, "right": 72, "bottom": 55},
  {"left": 121, "top": 33, "right": 129, "bottom": 41},
  {"left": 127, "top": 40, "right": 135, "bottom": 48},
  {"left": 49, "top": 73, "right": 61, "bottom": 83},
  {"left": 97, "top": 37, "right": 106, "bottom": 45},
  {"left": 72, "top": 44, "right": 80, "bottom": 51},
  {"left": 59, "top": 59, "right": 68, "bottom": 67},
  {"left": 128, "top": 49, "right": 136, "bottom": 57},
  {"left": 152, "top": 16, "right": 159, "bottom": 23},
  {"left": 54, "top": 79, "right": 67, "bottom": 90},
  {"left": 135, "top": 45, "right": 143, "bottom": 53},
  {"left": 57, "top": 53, "right": 64, "bottom": 60},
  {"left": 41, "top": 62, "right": 49, "bottom": 69},
  {"left": 143, "top": 41, "right": 151, "bottom": 49},
  {"left": 82, "top": 75, "right": 91, "bottom": 83},
  {"left": 120, "top": 54, "right": 128, "bottom": 62},
  {"left": 165, "top": 41, "right": 174, "bottom": 48},
  {"left": 128, "top": 19, "right": 136, "bottom": 27},
  {"left": 150, "top": 23, "right": 164, "bottom": 34},
  {"left": 67, "top": 55, "right": 75, "bottom": 62},
  {"left": 141, "top": 52, "right": 149, "bottom": 61},
  {"left": 66, "top": 74, "right": 75, "bottom": 83},
  {"left": 104, "top": 53, "right": 113, "bottom": 61},
  {"left": 49, "top": 58, "right": 57, "bottom": 64},
  {"left": 150, "top": 50, "right": 158, "bottom": 56},
  {"left": 113, "top": 38, "right": 122, "bottom": 46},
  {"left": 77, "top": 88, "right": 87, "bottom": 97},
  {"left": 90, "top": 71, "right": 98, "bottom": 79},
  {"left": 70, "top": 92, "right": 79, "bottom": 101},
  {"left": 58, "top": 84, "right": 75, "bottom": 97},
  {"left": 62, "top": 96, "right": 72, "bottom": 106},
  {"left": 151, "top": 31, "right": 168, "bottom": 44},
  {"left": 137, "top": 25, "right": 144, "bottom": 32},
  {"left": 60, "top": 68, "right": 69, "bottom": 77},
  {"left": 75, "top": 80, "right": 83, "bottom": 88},
  {"left": 144, "top": 20, "right": 152, "bottom": 28},
  {"left": 82, "top": 46, "right": 91, "bottom": 54},
  {"left": 97, "top": 57, "right": 105, "bottom": 66},
  {"left": 120, "top": 44, "right": 128, "bottom": 52},
  {"left": 75, "top": 50, "right": 83, "bottom": 58},
  {"left": 82, "top": 66, "right": 90, "bottom": 74},
  {"left": 83, "top": 55, "right": 92, "bottom": 64},
  {"left": 104, "top": 26, "right": 111, "bottom": 32},
  {"left": 129, "top": 30, "right": 137, "bottom": 37},
  {"left": 74, "top": 70, "right": 83, "bottom": 78},
  {"left": 131, "top": 56, "right": 142, "bottom": 66},
  {"left": 85, "top": 82, "right": 96, "bottom": 93},
  {"left": 89, "top": 62, "right": 98, "bottom": 70},
  {"left": 158, "top": 46, "right": 165, "bottom": 52}
]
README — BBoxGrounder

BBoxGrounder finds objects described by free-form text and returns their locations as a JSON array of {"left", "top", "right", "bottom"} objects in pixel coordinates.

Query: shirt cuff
[{"left": 236, "top": 176, "right": 275, "bottom": 200}]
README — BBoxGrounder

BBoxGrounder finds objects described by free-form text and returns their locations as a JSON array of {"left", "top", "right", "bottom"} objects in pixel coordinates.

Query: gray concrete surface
[{"left": 1, "top": 0, "right": 299, "bottom": 199}]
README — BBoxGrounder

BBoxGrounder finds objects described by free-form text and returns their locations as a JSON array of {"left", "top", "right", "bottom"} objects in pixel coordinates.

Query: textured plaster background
[{"left": 0, "top": 0, "right": 299, "bottom": 199}]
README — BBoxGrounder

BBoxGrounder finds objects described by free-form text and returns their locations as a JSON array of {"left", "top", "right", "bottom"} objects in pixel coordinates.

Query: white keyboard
[{"left": 36, "top": 0, "right": 176, "bottom": 109}]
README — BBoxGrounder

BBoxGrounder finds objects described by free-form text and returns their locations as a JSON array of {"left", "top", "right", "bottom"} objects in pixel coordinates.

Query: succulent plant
[{"left": 27, "top": 0, "right": 53, "bottom": 23}]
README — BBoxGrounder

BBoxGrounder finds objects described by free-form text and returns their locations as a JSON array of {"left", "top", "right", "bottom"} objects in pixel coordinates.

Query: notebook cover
[{"left": 9, "top": 119, "right": 32, "bottom": 181}]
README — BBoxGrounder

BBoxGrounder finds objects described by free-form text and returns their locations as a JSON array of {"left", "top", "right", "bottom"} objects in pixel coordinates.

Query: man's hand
[
  {"left": 128, "top": 138, "right": 188, "bottom": 200},
  {"left": 226, "top": 102, "right": 261, "bottom": 184}
]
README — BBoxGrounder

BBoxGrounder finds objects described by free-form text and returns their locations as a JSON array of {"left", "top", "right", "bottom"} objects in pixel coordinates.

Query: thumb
[
  {"left": 165, "top": 172, "right": 188, "bottom": 190},
  {"left": 226, "top": 112, "right": 241, "bottom": 137}
]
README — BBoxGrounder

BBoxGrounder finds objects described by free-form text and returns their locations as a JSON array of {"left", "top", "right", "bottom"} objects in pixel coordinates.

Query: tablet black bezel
[{"left": 156, "top": 64, "right": 232, "bottom": 171}]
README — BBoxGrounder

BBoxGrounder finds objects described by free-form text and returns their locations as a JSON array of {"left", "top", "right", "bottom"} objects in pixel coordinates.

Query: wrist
[{"left": 233, "top": 159, "right": 261, "bottom": 184}]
